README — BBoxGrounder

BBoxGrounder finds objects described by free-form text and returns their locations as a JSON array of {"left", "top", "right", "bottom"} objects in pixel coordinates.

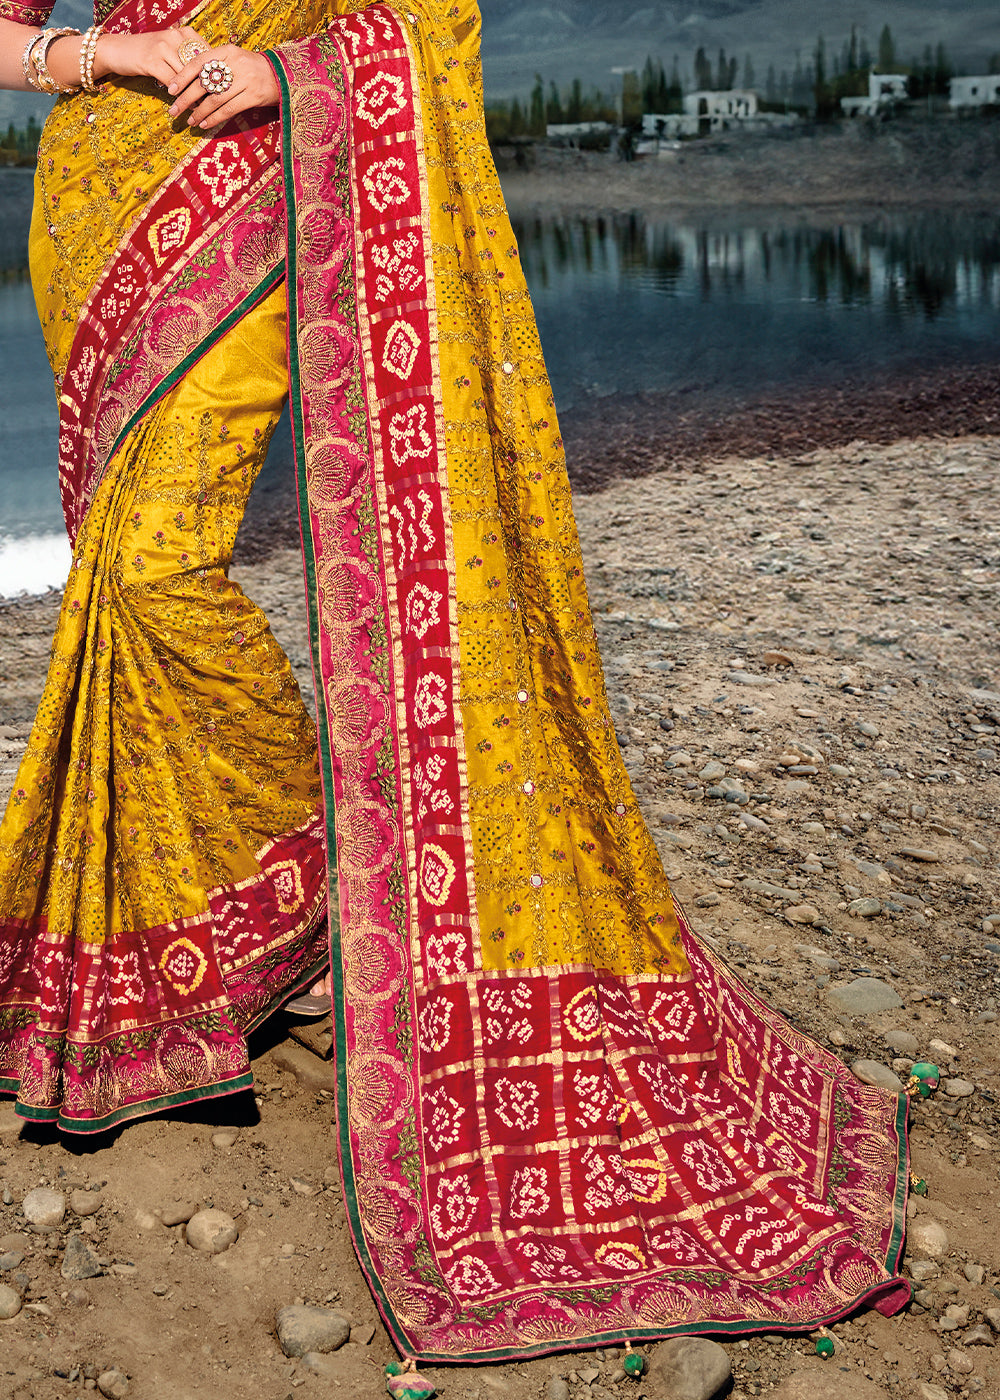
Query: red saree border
[
  {"left": 0, "top": 815, "right": 329, "bottom": 1133},
  {"left": 57, "top": 118, "right": 284, "bottom": 543},
  {"left": 271, "top": 6, "right": 910, "bottom": 1361}
]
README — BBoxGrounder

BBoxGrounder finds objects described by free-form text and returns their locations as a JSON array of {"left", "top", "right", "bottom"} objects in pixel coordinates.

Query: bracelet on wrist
[
  {"left": 28, "top": 27, "right": 82, "bottom": 94},
  {"left": 80, "top": 24, "right": 103, "bottom": 94}
]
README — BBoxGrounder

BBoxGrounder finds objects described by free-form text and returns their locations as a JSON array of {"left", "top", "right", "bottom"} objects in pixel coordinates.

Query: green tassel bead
[
  {"left": 623, "top": 1353, "right": 645, "bottom": 1377},
  {"left": 815, "top": 1337, "right": 835, "bottom": 1358},
  {"left": 912, "top": 1177, "right": 928, "bottom": 1196}
]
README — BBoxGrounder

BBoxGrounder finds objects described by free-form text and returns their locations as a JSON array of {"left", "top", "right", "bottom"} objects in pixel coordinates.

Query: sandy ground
[{"left": 1, "top": 429, "right": 999, "bottom": 1400}]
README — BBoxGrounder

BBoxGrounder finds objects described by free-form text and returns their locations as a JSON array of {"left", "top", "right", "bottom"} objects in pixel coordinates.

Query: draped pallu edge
[{"left": 268, "top": 6, "right": 909, "bottom": 1363}]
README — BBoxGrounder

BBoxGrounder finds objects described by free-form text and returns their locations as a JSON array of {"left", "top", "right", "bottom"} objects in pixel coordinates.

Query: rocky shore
[{"left": 1, "top": 426, "right": 999, "bottom": 1399}]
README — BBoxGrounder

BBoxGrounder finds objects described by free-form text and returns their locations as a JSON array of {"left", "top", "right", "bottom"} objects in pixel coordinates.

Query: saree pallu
[{"left": 0, "top": 0, "right": 910, "bottom": 1362}]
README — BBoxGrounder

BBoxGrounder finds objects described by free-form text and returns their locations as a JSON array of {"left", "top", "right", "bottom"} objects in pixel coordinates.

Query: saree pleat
[{"left": 0, "top": 0, "right": 909, "bottom": 1361}]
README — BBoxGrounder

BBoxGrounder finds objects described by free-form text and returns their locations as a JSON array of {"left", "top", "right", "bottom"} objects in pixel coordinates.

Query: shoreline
[{"left": 230, "top": 359, "right": 1000, "bottom": 564}]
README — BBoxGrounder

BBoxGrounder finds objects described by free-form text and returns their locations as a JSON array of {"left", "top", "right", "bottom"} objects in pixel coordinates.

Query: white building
[
  {"left": 841, "top": 71, "right": 909, "bottom": 117},
  {"left": 641, "top": 92, "right": 795, "bottom": 145},
  {"left": 949, "top": 75, "right": 1000, "bottom": 110},
  {"left": 545, "top": 121, "right": 614, "bottom": 142}
]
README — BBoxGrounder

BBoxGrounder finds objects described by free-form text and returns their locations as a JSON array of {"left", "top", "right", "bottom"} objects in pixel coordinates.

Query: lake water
[{"left": 2, "top": 205, "right": 1000, "bottom": 596}]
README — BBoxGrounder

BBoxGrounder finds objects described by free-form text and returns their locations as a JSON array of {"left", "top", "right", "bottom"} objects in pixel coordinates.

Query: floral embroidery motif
[
  {"left": 382, "top": 320, "right": 421, "bottom": 379},
  {"left": 413, "top": 672, "right": 448, "bottom": 729},
  {"left": 426, "top": 1086, "right": 465, "bottom": 1152},
  {"left": 424, "top": 928, "right": 468, "bottom": 978},
  {"left": 158, "top": 937, "right": 208, "bottom": 996},
  {"left": 509, "top": 1165, "right": 549, "bottom": 1220},
  {"left": 388, "top": 402, "right": 434, "bottom": 468},
  {"left": 495, "top": 1077, "right": 540, "bottom": 1131},
  {"left": 595, "top": 1240, "right": 648, "bottom": 1272},
  {"left": 680, "top": 1140, "right": 737, "bottom": 1194},
  {"left": 431, "top": 1174, "right": 477, "bottom": 1241},
  {"left": 418, "top": 996, "right": 453, "bottom": 1053},
  {"left": 270, "top": 859, "right": 305, "bottom": 915},
  {"left": 355, "top": 70, "right": 408, "bottom": 128},
  {"left": 404, "top": 581, "right": 442, "bottom": 639},
  {"left": 564, "top": 985, "right": 600, "bottom": 1041},
  {"left": 362, "top": 155, "right": 412, "bottom": 212},
  {"left": 447, "top": 1256, "right": 499, "bottom": 1299},
  {"left": 197, "top": 141, "right": 253, "bottom": 209},
  {"left": 147, "top": 208, "right": 192, "bottom": 267},
  {"left": 419, "top": 843, "right": 457, "bottom": 907}
]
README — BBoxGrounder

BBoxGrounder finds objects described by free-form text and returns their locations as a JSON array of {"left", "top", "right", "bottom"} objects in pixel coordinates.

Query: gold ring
[{"left": 177, "top": 38, "right": 207, "bottom": 64}]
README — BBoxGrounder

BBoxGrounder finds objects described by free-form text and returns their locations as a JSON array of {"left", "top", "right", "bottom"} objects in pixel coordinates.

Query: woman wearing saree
[{"left": 0, "top": 0, "right": 910, "bottom": 1364}]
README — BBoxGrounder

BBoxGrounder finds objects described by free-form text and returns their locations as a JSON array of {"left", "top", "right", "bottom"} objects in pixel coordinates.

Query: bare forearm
[{"left": 0, "top": 18, "right": 41, "bottom": 90}]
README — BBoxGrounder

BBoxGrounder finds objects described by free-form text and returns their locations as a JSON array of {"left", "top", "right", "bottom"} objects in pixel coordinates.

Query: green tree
[
  {"left": 622, "top": 69, "right": 642, "bottom": 124},
  {"left": 694, "top": 45, "right": 712, "bottom": 90},
  {"left": 508, "top": 96, "right": 526, "bottom": 137},
  {"left": 547, "top": 81, "right": 564, "bottom": 124},
  {"left": 990, "top": 52, "right": 1000, "bottom": 75},
  {"left": 566, "top": 76, "right": 583, "bottom": 122},
  {"left": 742, "top": 53, "right": 755, "bottom": 90},
  {"left": 878, "top": 23, "right": 896, "bottom": 72}
]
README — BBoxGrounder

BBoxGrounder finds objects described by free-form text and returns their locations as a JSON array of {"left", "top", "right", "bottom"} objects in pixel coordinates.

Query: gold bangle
[
  {"left": 80, "top": 24, "right": 103, "bottom": 94},
  {"left": 30, "top": 27, "right": 82, "bottom": 95},
  {"left": 22, "top": 32, "right": 44, "bottom": 91}
]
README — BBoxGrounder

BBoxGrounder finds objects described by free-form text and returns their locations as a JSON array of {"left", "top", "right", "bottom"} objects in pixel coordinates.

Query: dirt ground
[
  {"left": 2, "top": 122, "right": 1000, "bottom": 1400},
  {"left": 1, "top": 427, "right": 999, "bottom": 1400}
]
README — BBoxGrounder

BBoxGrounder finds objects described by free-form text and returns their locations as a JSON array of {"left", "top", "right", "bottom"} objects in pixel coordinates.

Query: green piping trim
[{"left": 8, "top": 1074, "right": 255, "bottom": 1136}]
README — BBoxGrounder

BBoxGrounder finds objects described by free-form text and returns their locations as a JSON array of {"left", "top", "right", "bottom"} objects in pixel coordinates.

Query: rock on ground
[
  {"left": 185, "top": 1209, "right": 239, "bottom": 1254},
  {"left": 275, "top": 1305, "right": 351, "bottom": 1358},
  {"left": 772, "top": 1368, "right": 892, "bottom": 1399},
  {"left": 648, "top": 1337, "right": 731, "bottom": 1400}
]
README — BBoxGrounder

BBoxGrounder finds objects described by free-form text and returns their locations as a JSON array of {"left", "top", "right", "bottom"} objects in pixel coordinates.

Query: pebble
[
  {"left": 964, "top": 1324, "right": 995, "bottom": 1346},
  {"left": 944, "top": 1079, "right": 975, "bottom": 1099},
  {"left": 856, "top": 720, "right": 880, "bottom": 738},
  {"left": 917, "top": 1386, "right": 949, "bottom": 1400},
  {"left": 159, "top": 1201, "right": 198, "bottom": 1227},
  {"left": 61, "top": 1231, "right": 104, "bottom": 1281},
  {"left": 576, "top": 1367, "right": 600, "bottom": 1385},
  {"left": 349, "top": 1322, "right": 376, "bottom": 1345},
  {"left": 0, "top": 1250, "right": 24, "bottom": 1270},
  {"left": 947, "top": 1347, "right": 974, "bottom": 1374},
  {"left": 22, "top": 1187, "right": 66, "bottom": 1232},
  {"left": 739, "top": 812, "right": 768, "bottom": 831},
  {"left": 784, "top": 903, "right": 820, "bottom": 925},
  {"left": 826, "top": 977, "right": 903, "bottom": 1015},
  {"left": 97, "top": 1370, "right": 129, "bottom": 1399},
  {"left": 211, "top": 1129, "right": 240, "bottom": 1150},
  {"left": 301, "top": 1352, "right": 342, "bottom": 1379},
  {"left": 648, "top": 1336, "right": 731, "bottom": 1400},
  {"left": 929, "top": 1038, "right": 958, "bottom": 1059},
  {"left": 964, "top": 1263, "right": 986, "bottom": 1285},
  {"left": 907, "top": 1259, "right": 939, "bottom": 1282},
  {"left": 185, "top": 1209, "right": 239, "bottom": 1254},
  {"left": 851, "top": 1059, "right": 904, "bottom": 1093},
  {"left": 0, "top": 1281, "right": 22, "bottom": 1318},
  {"left": 275, "top": 1304, "right": 351, "bottom": 1358},
  {"left": 986, "top": 1308, "right": 1000, "bottom": 1333},
  {"left": 725, "top": 671, "right": 773, "bottom": 686},
  {"left": 699, "top": 761, "right": 726, "bottom": 781},
  {"left": 829, "top": 763, "right": 851, "bottom": 777},
  {"left": 897, "top": 847, "right": 941, "bottom": 862},
  {"left": 763, "top": 650, "right": 795, "bottom": 667},
  {"left": 69, "top": 1189, "right": 103, "bottom": 1218},
  {"left": 884, "top": 1029, "right": 920, "bottom": 1057},
  {"left": 847, "top": 897, "right": 882, "bottom": 918},
  {"left": 908, "top": 1217, "right": 949, "bottom": 1258}
]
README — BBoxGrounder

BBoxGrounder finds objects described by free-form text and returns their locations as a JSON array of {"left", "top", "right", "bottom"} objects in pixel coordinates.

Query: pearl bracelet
[{"left": 80, "top": 24, "right": 103, "bottom": 94}]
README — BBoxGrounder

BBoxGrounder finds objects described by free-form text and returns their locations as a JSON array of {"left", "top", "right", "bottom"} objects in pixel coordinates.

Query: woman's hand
[{"left": 167, "top": 43, "right": 279, "bottom": 130}]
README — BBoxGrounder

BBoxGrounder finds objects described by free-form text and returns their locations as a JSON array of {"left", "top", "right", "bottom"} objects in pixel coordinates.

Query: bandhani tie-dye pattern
[
  {"left": 0, "top": 0, "right": 909, "bottom": 1360},
  {"left": 268, "top": 0, "right": 909, "bottom": 1361}
]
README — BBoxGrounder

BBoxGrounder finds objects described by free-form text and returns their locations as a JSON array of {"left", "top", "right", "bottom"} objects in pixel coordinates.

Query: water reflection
[{"left": 510, "top": 209, "right": 1000, "bottom": 406}]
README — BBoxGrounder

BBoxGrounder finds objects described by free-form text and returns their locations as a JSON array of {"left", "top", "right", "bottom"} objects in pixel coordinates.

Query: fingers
[{"left": 166, "top": 47, "right": 278, "bottom": 129}]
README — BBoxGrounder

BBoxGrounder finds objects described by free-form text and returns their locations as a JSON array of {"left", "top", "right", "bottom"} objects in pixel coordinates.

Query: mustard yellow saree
[{"left": 0, "top": 0, "right": 910, "bottom": 1363}]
